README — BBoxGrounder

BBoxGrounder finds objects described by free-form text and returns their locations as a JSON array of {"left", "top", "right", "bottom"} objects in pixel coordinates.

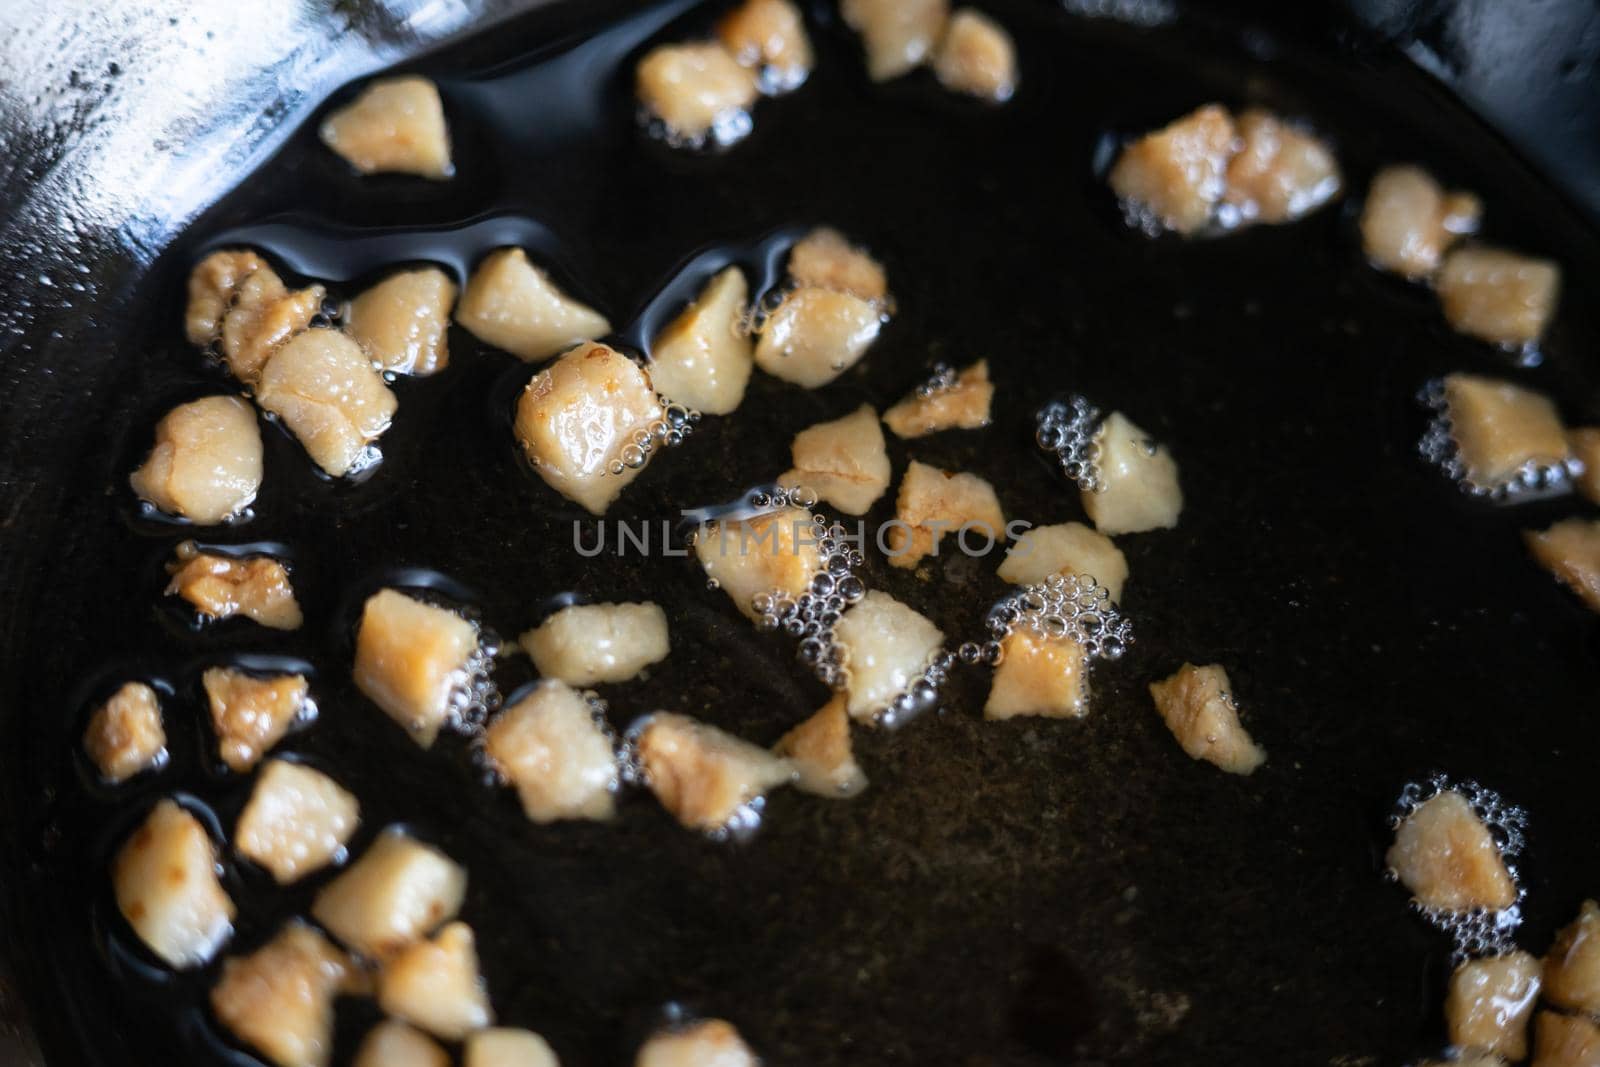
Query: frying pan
[{"left": 3, "top": 1, "right": 1600, "bottom": 1064}]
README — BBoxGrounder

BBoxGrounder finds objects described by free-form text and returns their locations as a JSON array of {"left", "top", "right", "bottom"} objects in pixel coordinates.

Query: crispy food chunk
[
  {"left": 1084, "top": 412, "right": 1182, "bottom": 535},
  {"left": 353, "top": 589, "right": 480, "bottom": 748},
  {"left": 166, "top": 541, "right": 302, "bottom": 630},
  {"left": 779, "top": 404, "right": 891, "bottom": 515},
  {"left": 457, "top": 248, "right": 610, "bottom": 363},
  {"left": 236, "top": 759, "right": 360, "bottom": 885},
  {"left": 320, "top": 76, "right": 452, "bottom": 179},
  {"left": 219, "top": 265, "right": 325, "bottom": 385},
  {"left": 648, "top": 266, "right": 753, "bottom": 415},
  {"left": 754, "top": 287, "right": 882, "bottom": 388},
  {"left": 1109, "top": 105, "right": 1236, "bottom": 235},
  {"left": 345, "top": 267, "right": 457, "bottom": 376},
  {"left": 1221, "top": 109, "right": 1341, "bottom": 224},
  {"left": 885, "top": 460, "right": 1006, "bottom": 569},
  {"left": 717, "top": 0, "right": 813, "bottom": 90},
  {"left": 520, "top": 601, "right": 670, "bottom": 687},
  {"left": 312, "top": 827, "right": 466, "bottom": 959},
  {"left": 636, "top": 43, "right": 759, "bottom": 144},
  {"left": 985, "top": 629, "right": 1089, "bottom": 720},
  {"left": 1386, "top": 790, "right": 1517, "bottom": 912},
  {"left": 1360, "top": 164, "right": 1480, "bottom": 279},
  {"left": 1533, "top": 1011, "right": 1600, "bottom": 1067},
  {"left": 997, "top": 522, "right": 1127, "bottom": 601},
  {"left": 841, "top": 0, "right": 950, "bottom": 81},
  {"left": 695, "top": 506, "right": 824, "bottom": 620},
  {"left": 255, "top": 328, "right": 398, "bottom": 477},
  {"left": 186, "top": 249, "right": 269, "bottom": 346},
  {"left": 773, "top": 694, "right": 867, "bottom": 797},
  {"left": 466, "top": 1029, "right": 561, "bottom": 1067},
  {"left": 636, "top": 1019, "right": 759, "bottom": 1067},
  {"left": 1526, "top": 519, "right": 1600, "bottom": 614},
  {"left": 484, "top": 679, "right": 619, "bottom": 823},
  {"left": 634, "top": 712, "right": 794, "bottom": 831},
  {"left": 355, "top": 1021, "right": 450, "bottom": 1067},
  {"left": 833, "top": 590, "right": 944, "bottom": 720},
  {"left": 130, "top": 395, "right": 263, "bottom": 524},
  {"left": 787, "top": 227, "right": 889, "bottom": 303},
  {"left": 882, "top": 361, "right": 994, "bottom": 439},
  {"left": 932, "top": 8, "right": 1016, "bottom": 102},
  {"left": 1446, "top": 951, "right": 1540, "bottom": 1060},
  {"left": 113, "top": 799, "right": 235, "bottom": 969},
  {"left": 1148, "top": 663, "right": 1265, "bottom": 775},
  {"left": 84, "top": 681, "right": 167, "bottom": 783},
  {"left": 514, "top": 341, "right": 663, "bottom": 514},
  {"left": 211, "top": 922, "right": 352, "bottom": 1067},
  {"left": 203, "top": 667, "right": 311, "bottom": 773},
  {"left": 1569, "top": 428, "right": 1600, "bottom": 505},
  {"left": 1545, "top": 900, "right": 1600, "bottom": 1013},
  {"left": 1443, "top": 374, "right": 1569, "bottom": 489},
  {"left": 1438, "top": 246, "right": 1562, "bottom": 348},
  {"left": 378, "top": 921, "right": 493, "bottom": 1041}
]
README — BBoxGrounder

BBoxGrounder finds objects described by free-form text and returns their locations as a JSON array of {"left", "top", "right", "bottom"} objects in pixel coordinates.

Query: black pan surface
[{"left": 4, "top": 1, "right": 1600, "bottom": 1064}]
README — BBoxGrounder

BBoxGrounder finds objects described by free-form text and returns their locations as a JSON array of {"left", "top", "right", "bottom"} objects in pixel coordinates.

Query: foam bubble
[{"left": 1036, "top": 396, "right": 1106, "bottom": 492}]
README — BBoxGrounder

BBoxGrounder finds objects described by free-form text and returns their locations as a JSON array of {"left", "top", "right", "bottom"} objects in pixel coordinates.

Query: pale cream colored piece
[
  {"left": 1084, "top": 412, "right": 1182, "bottom": 535},
  {"left": 649, "top": 266, "right": 753, "bottom": 415},
  {"left": 1221, "top": 109, "right": 1341, "bottom": 224},
  {"left": 717, "top": 0, "right": 813, "bottom": 89},
  {"left": 636, "top": 1019, "right": 759, "bottom": 1067},
  {"left": 882, "top": 360, "right": 993, "bottom": 439},
  {"left": 884, "top": 460, "right": 1006, "bottom": 569},
  {"left": 695, "top": 506, "right": 824, "bottom": 620},
  {"left": 219, "top": 266, "right": 325, "bottom": 385},
  {"left": 236, "top": 759, "right": 360, "bottom": 885},
  {"left": 1359, "top": 164, "right": 1480, "bottom": 279},
  {"left": 1385, "top": 790, "right": 1517, "bottom": 912},
  {"left": 457, "top": 248, "right": 610, "bottom": 363},
  {"left": 634, "top": 712, "right": 794, "bottom": 831},
  {"left": 203, "top": 667, "right": 310, "bottom": 773},
  {"left": 354, "top": 1021, "right": 450, "bottom": 1067},
  {"left": 1109, "top": 105, "right": 1236, "bottom": 235},
  {"left": 166, "top": 541, "right": 302, "bottom": 631},
  {"left": 514, "top": 341, "right": 663, "bottom": 514},
  {"left": 84, "top": 681, "right": 167, "bottom": 783},
  {"left": 130, "top": 395, "right": 263, "bottom": 524},
  {"left": 520, "top": 602, "right": 670, "bottom": 687},
  {"left": 1148, "top": 663, "right": 1265, "bottom": 775},
  {"left": 773, "top": 694, "right": 867, "bottom": 797},
  {"left": 1533, "top": 1011, "right": 1600, "bottom": 1067},
  {"left": 345, "top": 267, "right": 457, "bottom": 376},
  {"left": 1443, "top": 374, "right": 1569, "bottom": 488},
  {"left": 786, "top": 227, "right": 889, "bottom": 302},
  {"left": 320, "top": 76, "right": 452, "bottom": 178},
  {"left": 466, "top": 1028, "right": 561, "bottom": 1067},
  {"left": 1545, "top": 900, "right": 1600, "bottom": 1013},
  {"left": 484, "top": 679, "right": 619, "bottom": 824},
  {"left": 841, "top": 0, "right": 950, "bottom": 81},
  {"left": 636, "top": 42, "right": 759, "bottom": 142},
  {"left": 255, "top": 327, "right": 398, "bottom": 478},
  {"left": 985, "top": 630, "right": 1089, "bottom": 720},
  {"left": 1438, "top": 246, "right": 1562, "bottom": 348},
  {"left": 1527, "top": 519, "right": 1600, "bottom": 614},
  {"left": 931, "top": 8, "right": 1016, "bottom": 102},
  {"left": 378, "top": 921, "right": 493, "bottom": 1041},
  {"left": 997, "top": 522, "right": 1127, "bottom": 601},
  {"left": 832, "top": 590, "right": 944, "bottom": 720},
  {"left": 1569, "top": 428, "right": 1600, "bottom": 505},
  {"left": 211, "top": 922, "right": 354, "bottom": 1067},
  {"left": 113, "top": 799, "right": 234, "bottom": 969},
  {"left": 1446, "top": 951, "right": 1540, "bottom": 1060},
  {"left": 353, "top": 589, "right": 480, "bottom": 748},
  {"left": 755, "top": 287, "right": 882, "bottom": 388},
  {"left": 186, "top": 249, "right": 268, "bottom": 346},
  {"left": 312, "top": 827, "right": 466, "bottom": 959},
  {"left": 779, "top": 404, "right": 891, "bottom": 515}
]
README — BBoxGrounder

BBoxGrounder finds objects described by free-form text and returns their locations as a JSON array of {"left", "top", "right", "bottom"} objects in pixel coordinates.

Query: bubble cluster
[
  {"left": 960, "top": 573, "right": 1133, "bottom": 668},
  {"left": 443, "top": 630, "right": 503, "bottom": 739},
  {"left": 606, "top": 400, "right": 701, "bottom": 476},
  {"left": 913, "top": 362, "right": 959, "bottom": 400},
  {"left": 639, "top": 106, "right": 754, "bottom": 151},
  {"left": 1036, "top": 395, "right": 1106, "bottom": 492},
  {"left": 1417, "top": 379, "right": 1575, "bottom": 500}
]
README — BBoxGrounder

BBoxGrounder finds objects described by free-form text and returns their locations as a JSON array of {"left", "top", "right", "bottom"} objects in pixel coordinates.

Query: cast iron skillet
[{"left": 3, "top": 1, "right": 1600, "bottom": 1064}]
